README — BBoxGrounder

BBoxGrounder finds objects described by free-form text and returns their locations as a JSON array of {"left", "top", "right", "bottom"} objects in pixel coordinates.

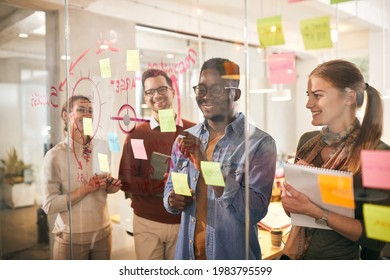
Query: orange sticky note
[
  {"left": 363, "top": 204, "right": 390, "bottom": 242},
  {"left": 200, "top": 161, "right": 225, "bottom": 187},
  {"left": 98, "top": 153, "right": 110, "bottom": 173},
  {"left": 83, "top": 117, "right": 93, "bottom": 136},
  {"left": 318, "top": 174, "right": 355, "bottom": 209},
  {"left": 171, "top": 172, "right": 192, "bottom": 196},
  {"left": 126, "top": 50, "right": 140, "bottom": 71},
  {"left": 130, "top": 139, "right": 147, "bottom": 160},
  {"left": 99, "top": 58, "right": 111, "bottom": 78}
]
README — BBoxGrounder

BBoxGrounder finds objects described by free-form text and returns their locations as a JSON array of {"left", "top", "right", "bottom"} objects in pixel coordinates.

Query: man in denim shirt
[{"left": 163, "top": 57, "right": 277, "bottom": 260}]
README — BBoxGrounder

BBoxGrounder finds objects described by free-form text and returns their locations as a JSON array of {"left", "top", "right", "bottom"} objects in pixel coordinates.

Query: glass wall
[{"left": 0, "top": 0, "right": 389, "bottom": 261}]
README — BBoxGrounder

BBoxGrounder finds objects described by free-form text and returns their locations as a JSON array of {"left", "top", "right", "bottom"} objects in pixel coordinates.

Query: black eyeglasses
[
  {"left": 192, "top": 84, "right": 238, "bottom": 98},
  {"left": 144, "top": 86, "right": 171, "bottom": 97}
]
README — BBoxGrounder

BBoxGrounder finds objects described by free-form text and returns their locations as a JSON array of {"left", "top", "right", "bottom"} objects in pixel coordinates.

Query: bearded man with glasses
[
  {"left": 119, "top": 69, "right": 195, "bottom": 260},
  {"left": 163, "top": 57, "right": 277, "bottom": 260}
]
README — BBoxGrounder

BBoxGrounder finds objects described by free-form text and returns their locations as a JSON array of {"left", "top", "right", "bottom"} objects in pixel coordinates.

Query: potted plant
[
  {"left": 0, "top": 147, "right": 32, "bottom": 185},
  {"left": 1, "top": 148, "right": 36, "bottom": 208}
]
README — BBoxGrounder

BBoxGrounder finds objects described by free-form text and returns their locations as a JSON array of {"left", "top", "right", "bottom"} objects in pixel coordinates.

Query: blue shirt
[{"left": 163, "top": 112, "right": 277, "bottom": 260}]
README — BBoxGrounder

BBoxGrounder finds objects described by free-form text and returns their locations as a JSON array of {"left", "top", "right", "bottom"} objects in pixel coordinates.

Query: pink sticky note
[
  {"left": 130, "top": 139, "right": 148, "bottom": 160},
  {"left": 268, "top": 53, "right": 296, "bottom": 84},
  {"left": 361, "top": 150, "right": 390, "bottom": 190}
]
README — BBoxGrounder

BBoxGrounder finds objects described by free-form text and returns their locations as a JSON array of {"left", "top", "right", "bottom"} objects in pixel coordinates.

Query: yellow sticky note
[
  {"left": 300, "top": 16, "right": 333, "bottom": 50},
  {"left": 363, "top": 204, "right": 390, "bottom": 242},
  {"left": 201, "top": 161, "right": 225, "bottom": 187},
  {"left": 256, "top": 15, "right": 285, "bottom": 47},
  {"left": 318, "top": 174, "right": 354, "bottom": 209},
  {"left": 83, "top": 117, "right": 93, "bottom": 136},
  {"left": 158, "top": 109, "right": 176, "bottom": 132},
  {"left": 98, "top": 153, "right": 110, "bottom": 173},
  {"left": 126, "top": 50, "right": 140, "bottom": 71},
  {"left": 99, "top": 58, "right": 111, "bottom": 78},
  {"left": 171, "top": 172, "right": 192, "bottom": 196}
]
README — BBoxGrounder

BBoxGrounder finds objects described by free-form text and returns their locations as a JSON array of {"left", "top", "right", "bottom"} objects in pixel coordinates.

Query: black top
[{"left": 297, "top": 131, "right": 390, "bottom": 260}]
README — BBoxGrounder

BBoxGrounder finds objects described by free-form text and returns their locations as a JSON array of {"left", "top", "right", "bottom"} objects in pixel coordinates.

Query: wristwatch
[{"left": 315, "top": 209, "right": 329, "bottom": 226}]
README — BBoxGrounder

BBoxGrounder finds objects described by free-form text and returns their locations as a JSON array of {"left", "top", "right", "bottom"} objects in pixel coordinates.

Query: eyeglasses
[
  {"left": 144, "top": 86, "right": 171, "bottom": 97},
  {"left": 75, "top": 107, "right": 93, "bottom": 114},
  {"left": 192, "top": 84, "right": 238, "bottom": 98}
]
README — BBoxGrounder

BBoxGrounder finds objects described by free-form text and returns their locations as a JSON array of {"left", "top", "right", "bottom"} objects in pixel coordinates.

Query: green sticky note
[
  {"left": 99, "top": 58, "right": 111, "bottom": 78},
  {"left": 83, "top": 117, "right": 93, "bottom": 136},
  {"left": 256, "top": 15, "right": 285, "bottom": 47},
  {"left": 171, "top": 172, "right": 192, "bottom": 196},
  {"left": 330, "top": 0, "right": 351, "bottom": 4},
  {"left": 98, "top": 153, "right": 110, "bottom": 173},
  {"left": 300, "top": 16, "right": 333, "bottom": 50},
  {"left": 201, "top": 161, "right": 225, "bottom": 187},
  {"left": 363, "top": 204, "right": 390, "bottom": 242},
  {"left": 158, "top": 109, "right": 176, "bottom": 132},
  {"left": 126, "top": 49, "right": 140, "bottom": 72}
]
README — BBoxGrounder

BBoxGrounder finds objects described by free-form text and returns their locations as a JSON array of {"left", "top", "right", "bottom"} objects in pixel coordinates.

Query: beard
[{"left": 207, "top": 113, "right": 226, "bottom": 122}]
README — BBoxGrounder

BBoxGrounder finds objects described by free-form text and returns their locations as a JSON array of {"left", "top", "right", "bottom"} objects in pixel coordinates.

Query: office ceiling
[{"left": 0, "top": 0, "right": 388, "bottom": 61}]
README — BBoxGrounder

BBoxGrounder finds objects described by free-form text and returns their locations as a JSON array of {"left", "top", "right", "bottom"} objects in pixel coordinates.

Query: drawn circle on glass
[
  {"left": 71, "top": 76, "right": 102, "bottom": 139},
  {"left": 114, "top": 104, "right": 137, "bottom": 134}
]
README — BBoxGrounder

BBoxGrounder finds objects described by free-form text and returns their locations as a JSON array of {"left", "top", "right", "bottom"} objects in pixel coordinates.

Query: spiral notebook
[{"left": 283, "top": 162, "right": 355, "bottom": 230}]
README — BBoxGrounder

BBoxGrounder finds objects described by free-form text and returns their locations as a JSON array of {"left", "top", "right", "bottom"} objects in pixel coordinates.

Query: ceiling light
[
  {"left": 19, "top": 33, "right": 28, "bottom": 38},
  {"left": 166, "top": 53, "right": 174, "bottom": 59},
  {"left": 61, "top": 55, "right": 71, "bottom": 61}
]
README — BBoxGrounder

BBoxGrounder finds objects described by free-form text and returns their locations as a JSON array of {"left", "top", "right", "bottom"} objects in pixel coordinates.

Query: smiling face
[
  {"left": 195, "top": 68, "right": 240, "bottom": 123},
  {"left": 143, "top": 75, "right": 175, "bottom": 118},
  {"left": 66, "top": 98, "right": 93, "bottom": 140},
  {"left": 306, "top": 76, "right": 355, "bottom": 133}
]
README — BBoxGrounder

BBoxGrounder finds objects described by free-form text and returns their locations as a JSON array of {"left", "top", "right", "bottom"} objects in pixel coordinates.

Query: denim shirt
[{"left": 163, "top": 112, "right": 277, "bottom": 260}]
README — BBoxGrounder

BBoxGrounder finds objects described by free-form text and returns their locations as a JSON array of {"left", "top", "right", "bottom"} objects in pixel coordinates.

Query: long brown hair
[{"left": 309, "top": 59, "right": 383, "bottom": 174}]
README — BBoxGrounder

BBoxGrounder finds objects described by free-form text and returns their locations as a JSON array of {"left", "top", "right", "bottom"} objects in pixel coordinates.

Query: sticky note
[
  {"left": 126, "top": 50, "right": 140, "bottom": 71},
  {"left": 363, "top": 204, "right": 390, "bottom": 242},
  {"left": 361, "top": 150, "right": 390, "bottom": 190},
  {"left": 268, "top": 53, "right": 296, "bottom": 84},
  {"left": 200, "top": 161, "right": 225, "bottom": 187},
  {"left": 171, "top": 172, "right": 192, "bottom": 196},
  {"left": 99, "top": 58, "right": 111, "bottom": 78},
  {"left": 108, "top": 132, "right": 120, "bottom": 153},
  {"left": 158, "top": 109, "right": 176, "bottom": 132},
  {"left": 330, "top": 0, "right": 351, "bottom": 4},
  {"left": 256, "top": 16, "right": 285, "bottom": 47},
  {"left": 130, "top": 139, "right": 148, "bottom": 160},
  {"left": 300, "top": 16, "right": 333, "bottom": 50},
  {"left": 83, "top": 117, "right": 93, "bottom": 136},
  {"left": 98, "top": 153, "right": 110, "bottom": 173},
  {"left": 318, "top": 174, "right": 354, "bottom": 209}
]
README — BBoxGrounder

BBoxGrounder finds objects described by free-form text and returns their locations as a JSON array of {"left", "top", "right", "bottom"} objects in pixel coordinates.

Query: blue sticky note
[{"left": 108, "top": 132, "right": 120, "bottom": 153}]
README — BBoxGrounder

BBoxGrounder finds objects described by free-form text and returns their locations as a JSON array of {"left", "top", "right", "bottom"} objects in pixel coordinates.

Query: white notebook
[{"left": 283, "top": 162, "right": 354, "bottom": 230}]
